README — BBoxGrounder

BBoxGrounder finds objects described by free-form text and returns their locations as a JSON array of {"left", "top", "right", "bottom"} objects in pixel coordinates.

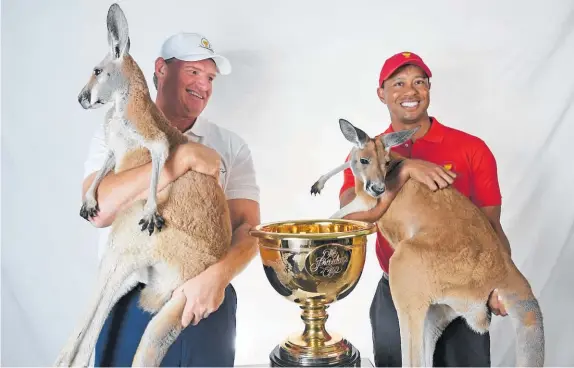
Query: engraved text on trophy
[{"left": 306, "top": 244, "right": 351, "bottom": 279}]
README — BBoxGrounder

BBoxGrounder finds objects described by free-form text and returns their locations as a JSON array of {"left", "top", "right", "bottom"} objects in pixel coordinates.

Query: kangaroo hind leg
[
  {"left": 423, "top": 304, "right": 458, "bottom": 366},
  {"left": 132, "top": 291, "right": 187, "bottom": 367}
]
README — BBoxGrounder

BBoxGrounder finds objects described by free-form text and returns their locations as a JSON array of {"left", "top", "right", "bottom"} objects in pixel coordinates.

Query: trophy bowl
[{"left": 249, "top": 219, "right": 376, "bottom": 367}]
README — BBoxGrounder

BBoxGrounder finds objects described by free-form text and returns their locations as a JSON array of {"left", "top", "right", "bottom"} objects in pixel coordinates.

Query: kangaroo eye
[
  {"left": 360, "top": 158, "right": 370, "bottom": 165},
  {"left": 94, "top": 68, "right": 102, "bottom": 76}
]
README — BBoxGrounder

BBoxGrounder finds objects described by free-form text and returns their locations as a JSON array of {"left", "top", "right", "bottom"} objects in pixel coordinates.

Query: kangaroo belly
[
  {"left": 379, "top": 179, "right": 509, "bottom": 289},
  {"left": 158, "top": 171, "right": 232, "bottom": 245}
]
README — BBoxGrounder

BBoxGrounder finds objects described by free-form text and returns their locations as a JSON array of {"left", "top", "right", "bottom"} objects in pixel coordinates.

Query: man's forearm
[
  {"left": 83, "top": 156, "right": 182, "bottom": 227},
  {"left": 342, "top": 190, "right": 399, "bottom": 223},
  {"left": 208, "top": 222, "right": 259, "bottom": 286}
]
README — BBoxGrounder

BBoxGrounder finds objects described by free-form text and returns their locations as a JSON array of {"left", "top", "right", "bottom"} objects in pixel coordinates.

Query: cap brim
[
  {"left": 174, "top": 53, "right": 232, "bottom": 75},
  {"left": 381, "top": 60, "right": 432, "bottom": 84}
]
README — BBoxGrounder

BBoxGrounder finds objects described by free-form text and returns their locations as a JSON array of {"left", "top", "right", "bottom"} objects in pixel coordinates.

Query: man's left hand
[
  {"left": 488, "top": 289, "right": 508, "bottom": 316},
  {"left": 173, "top": 266, "right": 228, "bottom": 328}
]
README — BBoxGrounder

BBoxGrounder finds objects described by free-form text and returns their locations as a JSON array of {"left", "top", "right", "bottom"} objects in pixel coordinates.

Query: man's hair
[{"left": 153, "top": 57, "right": 176, "bottom": 90}]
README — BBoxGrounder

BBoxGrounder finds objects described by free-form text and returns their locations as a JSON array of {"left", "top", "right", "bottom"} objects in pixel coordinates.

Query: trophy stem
[{"left": 300, "top": 301, "right": 332, "bottom": 346}]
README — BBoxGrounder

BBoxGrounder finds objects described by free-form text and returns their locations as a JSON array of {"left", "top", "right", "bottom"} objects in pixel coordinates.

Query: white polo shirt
[{"left": 83, "top": 116, "right": 260, "bottom": 284}]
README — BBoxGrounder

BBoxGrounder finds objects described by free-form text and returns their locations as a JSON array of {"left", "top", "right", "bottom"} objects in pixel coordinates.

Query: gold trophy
[{"left": 249, "top": 219, "right": 376, "bottom": 367}]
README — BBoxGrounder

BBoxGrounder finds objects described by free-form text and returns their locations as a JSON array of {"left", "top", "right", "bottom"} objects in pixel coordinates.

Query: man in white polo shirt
[{"left": 81, "top": 32, "right": 260, "bottom": 367}]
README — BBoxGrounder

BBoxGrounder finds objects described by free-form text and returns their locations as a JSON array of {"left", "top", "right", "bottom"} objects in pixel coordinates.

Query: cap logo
[
  {"left": 402, "top": 52, "right": 411, "bottom": 58},
  {"left": 199, "top": 37, "right": 213, "bottom": 52}
]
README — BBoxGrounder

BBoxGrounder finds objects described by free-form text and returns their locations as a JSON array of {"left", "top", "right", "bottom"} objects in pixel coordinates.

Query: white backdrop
[{"left": 2, "top": 0, "right": 574, "bottom": 366}]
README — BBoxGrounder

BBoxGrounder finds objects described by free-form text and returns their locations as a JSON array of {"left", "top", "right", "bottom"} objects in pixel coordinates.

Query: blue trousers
[{"left": 94, "top": 283, "right": 237, "bottom": 367}]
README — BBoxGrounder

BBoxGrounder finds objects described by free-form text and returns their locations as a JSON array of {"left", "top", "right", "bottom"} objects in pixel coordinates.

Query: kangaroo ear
[
  {"left": 339, "top": 118, "right": 369, "bottom": 149},
  {"left": 107, "top": 3, "right": 130, "bottom": 59},
  {"left": 381, "top": 126, "right": 420, "bottom": 151}
]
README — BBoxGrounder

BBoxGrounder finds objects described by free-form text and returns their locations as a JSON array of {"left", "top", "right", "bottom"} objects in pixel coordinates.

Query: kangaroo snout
[
  {"left": 78, "top": 90, "right": 92, "bottom": 109},
  {"left": 366, "top": 181, "right": 385, "bottom": 197}
]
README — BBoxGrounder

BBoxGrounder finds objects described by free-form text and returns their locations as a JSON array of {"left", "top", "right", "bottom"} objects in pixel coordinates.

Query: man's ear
[
  {"left": 154, "top": 57, "right": 167, "bottom": 77},
  {"left": 377, "top": 87, "right": 386, "bottom": 104}
]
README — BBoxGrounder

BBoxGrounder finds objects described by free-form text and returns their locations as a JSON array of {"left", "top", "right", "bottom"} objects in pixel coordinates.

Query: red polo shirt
[{"left": 339, "top": 117, "right": 502, "bottom": 274}]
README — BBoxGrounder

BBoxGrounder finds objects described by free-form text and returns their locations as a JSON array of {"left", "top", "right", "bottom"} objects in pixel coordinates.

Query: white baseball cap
[{"left": 159, "top": 32, "right": 231, "bottom": 75}]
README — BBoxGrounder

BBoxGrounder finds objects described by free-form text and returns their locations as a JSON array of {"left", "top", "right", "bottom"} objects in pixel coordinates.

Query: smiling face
[
  {"left": 155, "top": 58, "right": 217, "bottom": 121},
  {"left": 377, "top": 64, "right": 431, "bottom": 125}
]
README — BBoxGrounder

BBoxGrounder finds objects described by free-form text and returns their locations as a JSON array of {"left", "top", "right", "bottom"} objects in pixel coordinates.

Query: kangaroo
[
  {"left": 54, "top": 3, "right": 232, "bottom": 367},
  {"left": 310, "top": 118, "right": 544, "bottom": 367}
]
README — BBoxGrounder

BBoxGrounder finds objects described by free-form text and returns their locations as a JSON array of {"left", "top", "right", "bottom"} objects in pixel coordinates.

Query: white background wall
[{"left": 2, "top": 0, "right": 574, "bottom": 366}]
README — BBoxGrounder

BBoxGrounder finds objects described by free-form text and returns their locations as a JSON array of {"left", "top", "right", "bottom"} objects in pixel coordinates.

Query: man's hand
[
  {"left": 488, "top": 289, "right": 508, "bottom": 316},
  {"left": 402, "top": 159, "right": 457, "bottom": 191},
  {"left": 176, "top": 142, "right": 222, "bottom": 181},
  {"left": 173, "top": 266, "right": 228, "bottom": 328}
]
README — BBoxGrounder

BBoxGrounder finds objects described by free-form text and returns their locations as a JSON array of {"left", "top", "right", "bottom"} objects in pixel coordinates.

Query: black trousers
[{"left": 369, "top": 275, "right": 491, "bottom": 367}]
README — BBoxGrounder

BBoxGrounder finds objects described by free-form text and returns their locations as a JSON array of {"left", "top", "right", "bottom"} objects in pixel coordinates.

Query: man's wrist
[
  {"left": 400, "top": 158, "right": 414, "bottom": 175},
  {"left": 206, "top": 261, "right": 232, "bottom": 288},
  {"left": 387, "top": 158, "right": 411, "bottom": 186},
  {"left": 182, "top": 143, "right": 198, "bottom": 171}
]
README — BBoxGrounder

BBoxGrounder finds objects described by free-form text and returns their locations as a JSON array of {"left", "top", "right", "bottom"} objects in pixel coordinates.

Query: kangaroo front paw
[
  {"left": 310, "top": 180, "right": 324, "bottom": 195},
  {"left": 139, "top": 212, "right": 165, "bottom": 235},
  {"left": 79, "top": 197, "right": 99, "bottom": 220}
]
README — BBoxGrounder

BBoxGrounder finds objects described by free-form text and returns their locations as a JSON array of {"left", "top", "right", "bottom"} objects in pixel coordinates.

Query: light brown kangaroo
[
  {"left": 54, "top": 3, "right": 232, "bottom": 367},
  {"left": 311, "top": 118, "right": 544, "bottom": 367}
]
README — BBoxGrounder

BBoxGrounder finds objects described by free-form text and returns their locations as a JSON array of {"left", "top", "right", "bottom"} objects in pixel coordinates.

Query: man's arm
[
  {"left": 341, "top": 188, "right": 400, "bottom": 223},
  {"left": 339, "top": 159, "right": 456, "bottom": 222},
  {"left": 481, "top": 205, "right": 511, "bottom": 256},
  {"left": 177, "top": 198, "right": 260, "bottom": 328},
  {"left": 83, "top": 142, "right": 222, "bottom": 228},
  {"left": 203, "top": 140, "right": 261, "bottom": 283},
  {"left": 207, "top": 198, "right": 261, "bottom": 285},
  {"left": 176, "top": 141, "right": 261, "bottom": 327}
]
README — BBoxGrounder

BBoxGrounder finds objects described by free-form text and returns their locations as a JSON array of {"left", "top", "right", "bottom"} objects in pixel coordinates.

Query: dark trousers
[
  {"left": 369, "top": 275, "right": 491, "bottom": 367},
  {"left": 94, "top": 283, "right": 237, "bottom": 367}
]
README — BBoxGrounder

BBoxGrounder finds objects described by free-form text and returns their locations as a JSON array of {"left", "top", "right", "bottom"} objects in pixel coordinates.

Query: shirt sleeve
[
  {"left": 225, "top": 143, "right": 260, "bottom": 203},
  {"left": 470, "top": 139, "right": 502, "bottom": 207},
  {"left": 83, "top": 125, "right": 108, "bottom": 179},
  {"left": 339, "top": 151, "right": 355, "bottom": 198}
]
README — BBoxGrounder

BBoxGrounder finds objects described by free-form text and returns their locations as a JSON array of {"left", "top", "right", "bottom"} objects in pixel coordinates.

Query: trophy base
[{"left": 269, "top": 335, "right": 361, "bottom": 367}]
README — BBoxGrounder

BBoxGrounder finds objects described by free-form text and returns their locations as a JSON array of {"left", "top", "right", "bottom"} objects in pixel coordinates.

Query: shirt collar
[
  {"left": 382, "top": 117, "right": 444, "bottom": 143},
  {"left": 183, "top": 116, "right": 209, "bottom": 139}
]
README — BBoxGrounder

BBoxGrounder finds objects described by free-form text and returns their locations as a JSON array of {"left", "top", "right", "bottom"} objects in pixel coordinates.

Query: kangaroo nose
[
  {"left": 372, "top": 184, "right": 385, "bottom": 195},
  {"left": 367, "top": 182, "right": 386, "bottom": 197},
  {"left": 78, "top": 91, "right": 91, "bottom": 109}
]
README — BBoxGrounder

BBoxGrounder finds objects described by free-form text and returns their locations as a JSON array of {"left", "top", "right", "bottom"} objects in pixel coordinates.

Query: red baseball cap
[{"left": 378, "top": 51, "right": 432, "bottom": 86}]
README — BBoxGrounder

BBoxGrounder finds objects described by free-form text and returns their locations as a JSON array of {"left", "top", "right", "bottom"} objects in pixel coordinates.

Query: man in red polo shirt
[{"left": 339, "top": 52, "right": 512, "bottom": 367}]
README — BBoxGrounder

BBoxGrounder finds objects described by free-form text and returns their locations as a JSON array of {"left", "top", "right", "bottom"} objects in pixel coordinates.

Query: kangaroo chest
[{"left": 105, "top": 112, "right": 145, "bottom": 166}]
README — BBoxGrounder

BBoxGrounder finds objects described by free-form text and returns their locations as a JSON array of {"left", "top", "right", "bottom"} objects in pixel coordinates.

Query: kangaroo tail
[{"left": 497, "top": 268, "right": 545, "bottom": 367}]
